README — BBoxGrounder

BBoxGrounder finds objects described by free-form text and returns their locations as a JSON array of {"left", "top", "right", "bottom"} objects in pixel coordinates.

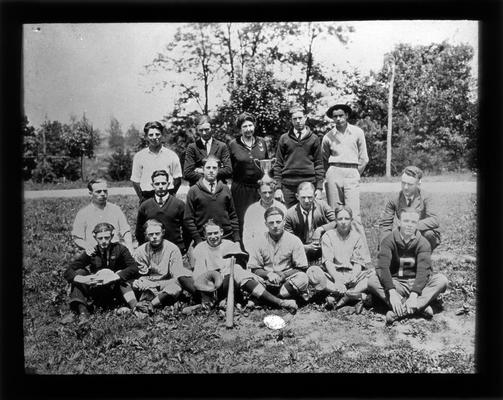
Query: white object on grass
[{"left": 263, "top": 315, "right": 286, "bottom": 330}]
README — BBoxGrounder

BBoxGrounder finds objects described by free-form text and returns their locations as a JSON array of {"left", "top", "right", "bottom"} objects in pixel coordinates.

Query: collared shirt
[
  {"left": 155, "top": 193, "right": 170, "bottom": 206},
  {"left": 131, "top": 146, "right": 183, "bottom": 191},
  {"left": 321, "top": 123, "right": 369, "bottom": 167},
  {"left": 72, "top": 202, "right": 130, "bottom": 245},
  {"left": 301, "top": 206, "right": 313, "bottom": 234},
  {"left": 247, "top": 230, "right": 308, "bottom": 273},
  {"left": 134, "top": 239, "right": 190, "bottom": 281},
  {"left": 202, "top": 178, "right": 216, "bottom": 193},
  {"left": 321, "top": 228, "right": 369, "bottom": 269},
  {"left": 242, "top": 200, "right": 287, "bottom": 253},
  {"left": 295, "top": 128, "right": 306, "bottom": 141},
  {"left": 201, "top": 137, "right": 213, "bottom": 154}
]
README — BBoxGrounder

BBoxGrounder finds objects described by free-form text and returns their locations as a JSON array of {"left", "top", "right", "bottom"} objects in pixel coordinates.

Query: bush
[
  {"left": 32, "top": 159, "right": 57, "bottom": 183},
  {"left": 107, "top": 149, "right": 133, "bottom": 181}
]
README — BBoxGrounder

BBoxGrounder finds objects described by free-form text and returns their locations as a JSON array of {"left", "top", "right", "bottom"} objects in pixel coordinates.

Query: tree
[
  {"left": 62, "top": 114, "right": 101, "bottom": 181},
  {"left": 22, "top": 116, "right": 38, "bottom": 180},
  {"left": 107, "top": 117, "right": 125, "bottom": 152},
  {"left": 350, "top": 42, "right": 477, "bottom": 174},
  {"left": 125, "top": 124, "right": 142, "bottom": 151}
]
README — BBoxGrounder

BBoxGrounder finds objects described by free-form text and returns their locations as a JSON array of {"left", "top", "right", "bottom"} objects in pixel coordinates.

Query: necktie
[
  {"left": 210, "top": 183, "right": 215, "bottom": 193},
  {"left": 303, "top": 210, "right": 310, "bottom": 242},
  {"left": 297, "top": 130, "right": 302, "bottom": 140},
  {"left": 205, "top": 140, "right": 210, "bottom": 154},
  {"left": 406, "top": 197, "right": 412, "bottom": 207}
]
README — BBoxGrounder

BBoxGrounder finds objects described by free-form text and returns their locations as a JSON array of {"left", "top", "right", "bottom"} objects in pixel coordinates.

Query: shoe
[
  {"left": 135, "top": 301, "right": 154, "bottom": 315},
  {"left": 354, "top": 301, "right": 364, "bottom": 314},
  {"left": 385, "top": 310, "right": 399, "bottom": 325},
  {"left": 325, "top": 296, "right": 336, "bottom": 310},
  {"left": 335, "top": 291, "right": 363, "bottom": 309},
  {"left": 116, "top": 306, "right": 131, "bottom": 315},
  {"left": 279, "top": 299, "right": 298, "bottom": 314},
  {"left": 181, "top": 304, "right": 202, "bottom": 315},
  {"left": 420, "top": 305, "right": 434, "bottom": 320}
]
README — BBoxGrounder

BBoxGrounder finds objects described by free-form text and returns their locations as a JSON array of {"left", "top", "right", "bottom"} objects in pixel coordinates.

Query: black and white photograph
[{"left": 21, "top": 18, "right": 481, "bottom": 379}]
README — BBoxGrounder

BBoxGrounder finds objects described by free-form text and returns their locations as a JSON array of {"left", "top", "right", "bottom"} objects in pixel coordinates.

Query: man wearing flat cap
[
  {"left": 322, "top": 103, "right": 370, "bottom": 261},
  {"left": 378, "top": 165, "right": 440, "bottom": 251}
]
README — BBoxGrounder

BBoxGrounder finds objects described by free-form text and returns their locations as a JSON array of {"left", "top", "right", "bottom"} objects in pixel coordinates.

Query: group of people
[{"left": 64, "top": 103, "right": 448, "bottom": 326}]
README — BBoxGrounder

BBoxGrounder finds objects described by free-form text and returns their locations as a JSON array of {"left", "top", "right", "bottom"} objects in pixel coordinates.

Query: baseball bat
[{"left": 225, "top": 256, "right": 235, "bottom": 329}]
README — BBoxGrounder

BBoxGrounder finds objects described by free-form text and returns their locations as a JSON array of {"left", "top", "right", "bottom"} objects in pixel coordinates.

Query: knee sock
[
  {"left": 243, "top": 280, "right": 282, "bottom": 307},
  {"left": 279, "top": 281, "right": 296, "bottom": 298},
  {"left": 120, "top": 284, "right": 138, "bottom": 309}
]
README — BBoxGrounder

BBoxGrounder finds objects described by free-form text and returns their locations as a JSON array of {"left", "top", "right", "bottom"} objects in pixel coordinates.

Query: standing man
[
  {"left": 368, "top": 208, "right": 448, "bottom": 325},
  {"left": 242, "top": 179, "right": 287, "bottom": 253},
  {"left": 72, "top": 178, "right": 133, "bottom": 255},
  {"left": 379, "top": 166, "right": 440, "bottom": 251},
  {"left": 131, "top": 121, "right": 183, "bottom": 203},
  {"left": 135, "top": 170, "right": 187, "bottom": 254},
  {"left": 132, "top": 219, "right": 195, "bottom": 311},
  {"left": 183, "top": 115, "right": 232, "bottom": 186},
  {"left": 184, "top": 156, "right": 240, "bottom": 247},
  {"left": 284, "top": 182, "right": 336, "bottom": 263},
  {"left": 273, "top": 106, "right": 324, "bottom": 209},
  {"left": 322, "top": 103, "right": 370, "bottom": 260},
  {"left": 64, "top": 223, "right": 141, "bottom": 321},
  {"left": 247, "top": 207, "right": 310, "bottom": 303}
]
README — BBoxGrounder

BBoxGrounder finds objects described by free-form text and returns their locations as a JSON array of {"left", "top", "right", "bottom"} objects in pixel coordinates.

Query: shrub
[
  {"left": 31, "top": 159, "right": 57, "bottom": 183},
  {"left": 107, "top": 149, "right": 133, "bottom": 181}
]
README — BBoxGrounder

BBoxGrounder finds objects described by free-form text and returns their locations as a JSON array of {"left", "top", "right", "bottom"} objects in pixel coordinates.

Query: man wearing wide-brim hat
[
  {"left": 322, "top": 103, "right": 371, "bottom": 262},
  {"left": 191, "top": 219, "right": 298, "bottom": 312}
]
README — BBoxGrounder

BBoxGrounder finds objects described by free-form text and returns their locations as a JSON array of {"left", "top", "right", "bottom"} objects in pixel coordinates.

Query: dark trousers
[
  {"left": 281, "top": 184, "right": 300, "bottom": 209},
  {"left": 422, "top": 229, "right": 441, "bottom": 251},
  {"left": 231, "top": 181, "right": 260, "bottom": 238},
  {"left": 68, "top": 269, "right": 131, "bottom": 311}
]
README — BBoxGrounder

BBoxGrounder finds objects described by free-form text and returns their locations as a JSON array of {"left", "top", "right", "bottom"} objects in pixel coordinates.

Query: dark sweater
[
  {"left": 184, "top": 179, "right": 240, "bottom": 244},
  {"left": 376, "top": 229, "right": 432, "bottom": 294},
  {"left": 135, "top": 196, "right": 186, "bottom": 252},
  {"left": 183, "top": 138, "right": 233, "bottom": 186},
  {"left": 228, "top": 137, "right": 269, "bottom": 184},
  {"left": 64, "top": 242, "right": 139, "bottom": 283},
  {"left": 273, "top": 127, "right": 324, "bottom": 190}
]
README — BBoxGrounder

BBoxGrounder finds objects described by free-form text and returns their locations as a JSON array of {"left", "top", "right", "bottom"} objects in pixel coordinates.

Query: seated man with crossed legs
[{"left": 191, "top": 219, "right": 298, "bottom": 313}]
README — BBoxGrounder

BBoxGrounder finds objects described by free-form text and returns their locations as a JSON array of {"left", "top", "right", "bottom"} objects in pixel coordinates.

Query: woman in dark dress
[{"left": 228, "top": 112, "right": 269, "bottom": 238}]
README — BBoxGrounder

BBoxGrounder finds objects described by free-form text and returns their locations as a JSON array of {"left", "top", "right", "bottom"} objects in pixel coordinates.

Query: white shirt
[
  {"left": 201, "top": 137, "right": 213, "bottom": 154},
  {"left": 202, "top": 178, "right": 216, "bottom": 193},
  {"left": 130, "top": 146, "right": 183, "bottom": 191},
  {"left": 242, "top": 200, "right": 287, "bottom": 253},
  {"left": 155, "top": 193, "right": 170, "bottom": 206}
]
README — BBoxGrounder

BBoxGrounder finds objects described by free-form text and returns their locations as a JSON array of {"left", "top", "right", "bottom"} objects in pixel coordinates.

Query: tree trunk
[
  {"left": 386, "top": 59, "right": 395, "bottom": 178},
  {"left": 303, "top": 25, "right": 315, "bottom": 112},
  {"left": 80, "top": 153, "right": 84, "bottom": 181},
  {"left": 226, "top": 23, "right": 235, "bottom": 87}
]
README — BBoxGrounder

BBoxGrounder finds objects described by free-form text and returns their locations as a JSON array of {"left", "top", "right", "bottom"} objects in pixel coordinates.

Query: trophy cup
[{"left": 253, "top": 158, "right": 276, "bottom": 184}]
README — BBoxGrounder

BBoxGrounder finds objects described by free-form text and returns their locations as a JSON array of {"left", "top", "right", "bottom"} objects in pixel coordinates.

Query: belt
[{"left": 329, "top": 163, "right": 359, "bottom": 168}]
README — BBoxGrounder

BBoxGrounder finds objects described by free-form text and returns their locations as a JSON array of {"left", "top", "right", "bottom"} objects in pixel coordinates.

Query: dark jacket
[
  {"left": 379, "top": 189, "right": 440, "bottom": 243},
  {"left": 376, "top": 229, "right": 432, "bottom": 294},
  {"left": 228, "top": 136, "right": 269, "bottom": 184},
  {"left": 273, "top": 127, "right": 324, "bottom": 190},
  {"left": 183, "top": 138, "right": 233, "bottom": 186},
  {"left": 184, "top": 179, "right": 240, "bottom": 245},
  {"left": 64, "top": 242, "right": 139, "bottom": 283},
  {"left": 135, "top": 196, "right": 187, "bottom": 252},
  {"left": 284, "top": 200, "right": 336, "bottom": 244}
]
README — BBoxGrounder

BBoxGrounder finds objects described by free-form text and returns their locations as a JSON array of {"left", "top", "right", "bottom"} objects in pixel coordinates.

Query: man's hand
[
  {"left": 304, "top": 242, "right": 321, "bottom": 253},
  {"left": 84, "top": 243, "right": 97, "bottom": 257},
  {"left": 404, "top": 292, "right": 418, "bottom": 314},
  {"left": 274, "top": 189, "right": 284, "bottom": 203},
  {"left": 388, "top": 289, "right": 405, "bottom": 317},
  {"left": 195, "top": 167, "right": 204, "bottom": 175},
  {"left": 133, "top": 277, "right": 155, "bottom": 291},
  {"left": 266, "top": 271, "right": 282, "bottom": 285},
  {"left": 314, "top": 189, "right": 323, "bottom": 201},
  {"left": 74, "top": 275, "right": 94, "bottom": 286}
]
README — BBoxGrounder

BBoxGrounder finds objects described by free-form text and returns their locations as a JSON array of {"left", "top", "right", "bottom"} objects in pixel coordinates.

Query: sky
[{"left": 23, "top": 20, "right": 478, "bottom": 133}]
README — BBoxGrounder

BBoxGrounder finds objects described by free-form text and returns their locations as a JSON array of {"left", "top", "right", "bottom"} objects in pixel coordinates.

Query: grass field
[{"left": 23, "top": 191, "right": 477, "bottom": 374}]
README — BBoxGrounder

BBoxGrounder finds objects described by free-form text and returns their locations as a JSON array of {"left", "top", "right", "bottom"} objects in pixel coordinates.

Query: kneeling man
[
  {"left": 132, "top": 219, "right": 194, "bottom": 311},
  {"left": 247, "top": 207, "right": 309, "bottom": 303},
  {"left": 368, "top": 207, "right": 448, "bottom": 325},
  {"left": 192, "top": 219, "right": 298, "bottom": 312},
  {"left": 64, "top": 223, "right": 140, "bottom": 321}
]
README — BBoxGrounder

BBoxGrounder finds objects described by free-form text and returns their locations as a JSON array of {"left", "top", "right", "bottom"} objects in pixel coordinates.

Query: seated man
[
  {"left": 184, "top": 155, "right": 240, "bottom": 247},
  {"left": 368, "top": 207, "right": 448, "bottom": 325},
  {"left": 132, "top": 219, "right": 195, "bottom": 312},
  {"left": 242, "top": 179, "right": 287, "bottom": 254},
  {"left": 379, "top": 165, "right": 440, "bottom": 251},
  {"left": 284, "top": 182, "right": 335, "bottom": 263},
  {"left": 63, "top": 222, "right": 141, "bottom": 322},
  {"left": 307, "top": 205, "right": 372, "bottom": 312},
  {"left": 247, "top": 206, "right": 309, "bottom": 303},
  {"left": 136, "top": 170, "right": 187, "bottom": 254},
  {"left": 192, "top": 220, "right": 297, "bottom": 312},
  {"left": 72, "top": 178, "right": 133, "bottom": 255}
]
